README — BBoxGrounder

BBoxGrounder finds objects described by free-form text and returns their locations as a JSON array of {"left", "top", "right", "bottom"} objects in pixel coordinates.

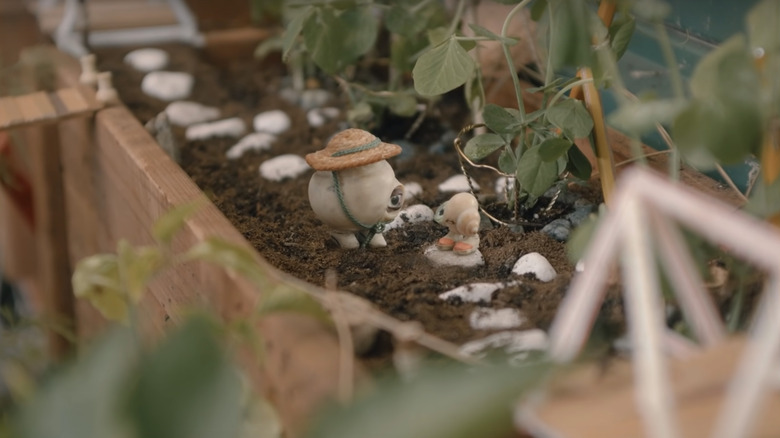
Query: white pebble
[
  {"left": 438, "top": 174, "right": 480, "bottom": 193},
  {"left": 306, "top": 107, "right": 340, "bottom": 127},
  {"left": 494, "top": 176, "right": 515, "bottom": 201},
  {"left": 459, "top": 329, "right": 548, "bottom": 360},
  {"left": 512, "top": 252, "right": 557, "bottom": 282},
  {"left": 164, "top": 101, "right": 220, "bottom": 127},
  {"left": 124, "top": 48, "right": 169, "bottom": 72},
  {"left": 226, "top": 132, "right": 276, "bottom": 160},
  {"left": 259, "top": 154, "right": 310, "bottom": 181},
  {"left": 300, "top": 89, "right": 333, "bottom": 109},
  {"left": 254, "top": 110, "right": 291, "bottom": 134},
  {"left": 385, "top": 205, "right": 434, "bottom": 231},
  {"left": 424, "top": 244, "right": 484, "bottom": 267},
  {"left": 141, "top": 71, "right": 194, "bottom": 101},
  {"left": 403, "top": 181, "right": 423, "bottom": 199},
  {"left": 438, "top": 282, "right": 513, "bottom": 303},
  {"left": 185, "top": 117, "right": 246, "bottom": 141},
  {"left": 469, "top": 308, "right": 526, "bottom": 330}
]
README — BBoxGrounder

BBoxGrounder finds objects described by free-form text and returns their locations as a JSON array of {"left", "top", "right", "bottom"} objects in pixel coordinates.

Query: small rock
[
  {"left": 385, "top": 205, "right": 434, "bottom": 231},
  {"left": 226, "top": 132, "right": 276, "bottom": 159},
  {"left": 259, "top": 154, "right": 310, "bottom": 181},
  {"left": 254, "top": 110, "right": 291, "bottom": 135},
  {"left": 164, "top": 101, "right": 220, "bottom": 127},
  {"left": 542, "top": 218, "right": 571, "bottom": 241},
  {"left": 438, "top": 174, "right": 480, "bottom": 193},
  {"left": 279, "top": 88, "right": 300, "bottom": 105},
  {"left": 424, "top": 244, "right": 484, "bottom": 268},
  {"left": 495, "top": 176, "right": 515, "bottom": 201},
  {"left": 306, "top": 107, "right": 340, "bottom": 128},
  {"left": 144, "top": 112, "right": 178, "bottom": 162},
  {"left": 439, "top": 282, "right": 510, "bottom": 303},
  {"left": 124, "top": 48, "right": 169, "bottom": 72},
  {"left": 459, "top": 329, "right": 548, "bottom": 360},
  {"left": 566, "top": 205, "right": 595, "bottom": 228},
  {"left": 469, "top": 308, "right": 526, "bottom": 330},
  {"left": 185, "top": 117, "right": 246, "bottom": 141},
  {"left": 512, "top": 252, "right": 557, "bottom": 282},
  {"left": 141, "top": 71, "right": 194, "bottom": 101},
  {"left": 300, "top": 89, "right": 333, "bottom": 109},
  {"left": 403, "top": 181, "right": 423, "bottom": 199}
]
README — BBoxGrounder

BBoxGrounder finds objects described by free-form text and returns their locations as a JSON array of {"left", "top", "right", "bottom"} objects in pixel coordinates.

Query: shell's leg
[
  {"left": 453, "top": 234, "right": 479, "bottom": 255},
  {"left": 331, "top": 231, "right": 360, "bottom": 249},
  {"left": 367, "top": 233, "right": 387, "bottom": 248},
  {"left": 436, "top": 231, "right": 459, "bottom": 251}
]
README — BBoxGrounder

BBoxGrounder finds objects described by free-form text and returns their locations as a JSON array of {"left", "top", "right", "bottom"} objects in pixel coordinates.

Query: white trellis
[{"left": 542, "top": 167, "right": 780, "bottom": 438}]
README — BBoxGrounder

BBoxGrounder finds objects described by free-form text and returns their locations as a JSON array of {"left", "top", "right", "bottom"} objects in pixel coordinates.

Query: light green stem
[
  {"left": 653, "top": 22, "right": 685, "bottom": 181},
  {"left": 501, "top": 0, "right": 535, "bottom": 122},
  {"left": 447, "top": 0, "right": 468, "bottom": 37},
  {"left": 548, "top": 78, "right": 594, "bottom": 109}
]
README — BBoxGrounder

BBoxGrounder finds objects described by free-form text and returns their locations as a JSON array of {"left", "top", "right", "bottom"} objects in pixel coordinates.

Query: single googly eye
[{"left": 388, "top": 185, "right": 404, "bottom": 210}]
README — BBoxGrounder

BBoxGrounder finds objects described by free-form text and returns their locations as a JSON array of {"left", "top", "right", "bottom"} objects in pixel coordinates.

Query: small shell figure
[
  {"left": 434, "top": 192, "right": 480, "bottom": 255},
  {"left": 306, "top": 129, "right": 405, "bottom": 249}
]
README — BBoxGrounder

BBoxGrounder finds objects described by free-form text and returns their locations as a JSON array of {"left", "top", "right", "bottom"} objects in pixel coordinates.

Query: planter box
[{"left": 0, "top": 20, "right": 756, "bottom": 438}]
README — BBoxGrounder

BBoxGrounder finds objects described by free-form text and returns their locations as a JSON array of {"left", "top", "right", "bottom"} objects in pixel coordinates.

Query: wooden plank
[
  {"left": 528, "top": 337, "right": 780, "bottom": 438},
  {"left": 16, "top": 91, "right": 57, "bottom": 122},
  {"left": 0, "top": 97, "right": 24, "bottom": 129},
  {"left": 37, "top": 2, "right": 178, "bottom": 34}
]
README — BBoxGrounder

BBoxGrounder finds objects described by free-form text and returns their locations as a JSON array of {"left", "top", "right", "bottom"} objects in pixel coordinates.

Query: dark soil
[{"left": 97, "top": 44, "right": 615, "bottom": 348}]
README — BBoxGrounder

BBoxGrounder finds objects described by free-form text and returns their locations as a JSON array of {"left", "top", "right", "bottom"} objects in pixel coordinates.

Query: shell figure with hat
[
  {"left": 433, "top": 192, "right": 481, "bottom": 255},
  {"left": 306, "top": 128, "right": 405, "bottom": 248}
]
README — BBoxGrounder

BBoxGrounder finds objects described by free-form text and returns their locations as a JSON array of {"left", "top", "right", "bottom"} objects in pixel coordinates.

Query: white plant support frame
[
  {"left": 49, "top": 0, "right": 203, "bottom": 57},
  {"left": 539, "top": 167, "right": 780, "bottom": 438}
]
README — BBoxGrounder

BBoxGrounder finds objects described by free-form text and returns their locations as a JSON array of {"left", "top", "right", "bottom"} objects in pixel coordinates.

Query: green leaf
[
  {"left": 483, "top": 104, "right": 521, "bottom": 135},
  {"left": 256, "top": 287, "right": 331, "bottom": 324},
  {"left": 608, "top": 14, "right": 636, "bottom": 60},
  {"left": 633, "top": 0, "right": 671, "bottom": 21},
  {"left": 153, "top": 201, "right": 204, "bottom": 246},
  {"left": 129, "top": 316, "right": 243, "bottom": 438},
  {"left": 467, "top": 24, "right": 518, "bottom": 45},
  {"left": 538, "top": 137, "right": 573, "bottom": 162},
  {"left": 281, "top": 6, "right": 313, "bottom": 60},
  {"left": 745, "top": 177, "right": 780, "bottom": 219},
  {"left": 304, "top": 6, "right": 378, "bottom": 75},
  {"left": 546, "top": 99, "right": 594, "bottom": 139},
  {"left": 498, "top": 148, "right": 517, "bottom": 174},
  {"left": 72, "top": 254, "right": 128, "bottom": 323},
  {"left": 607, "top": 98, "right": 687, "bottom": 134},
  {"left": 15, "top": 328, "right": 137, "bottom": 438},
  {"left": 566, "top": 146, "right": 592, "bottom": 180},
  {"left": 391, "top": 35, "right": 428, "bottom": 73},
  {"left": 426, "top": 27, "right": 450, "bottom": 46},
  {"left": 387, "top": 92, "right": 418, "bottom": 117},
  {"left": 413, "top": 37, "right": 476, "bottom": 96},
  {"left": 254, "top": 36, "right": 284, "bottom": 60},
  {"left": 464, "top": 133, "right": 507, "bottom": 161},
  {"left": 689, "top": 36, "right": 760, "bottom": 105},
  {"left": 385, "top": 5, "right": 428, "bottom": 38},
  {"left": 567, "top": 209, "right": 599, "bottom": 263},
  {"left": 307, "top": 361, "right": 550, "bottom": 438},
  {"left": 530, "top": 0, "right": 549, "bottom": 21},
  {"left": 549, "top": 0, "right": 594, "bottom": 69},
  {"left": 516, "top": 145, "right": 560, "bottom": 197},
  {"left": 185, "top": 238, "right": 268, "bottom": 288},
  {"left": 747, "top": 0, "right": 780, "bottom": 55},
  {"left": 117, "top": 240, "right": 164, "bottom": 303}
]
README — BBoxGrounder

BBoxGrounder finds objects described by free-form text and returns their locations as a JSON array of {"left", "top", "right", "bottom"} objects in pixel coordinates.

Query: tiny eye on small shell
[{"left": 388, "top": 185, "right": 404, "bottom": 210}]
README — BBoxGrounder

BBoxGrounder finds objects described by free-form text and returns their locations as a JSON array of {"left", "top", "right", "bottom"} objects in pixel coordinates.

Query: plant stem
[
  {"left": 447, "top": 0, "right": 468, "bottom": 37},
  {"left": 547, "top": 77, "right": 594, "bottom": 109},
  {"left": 500, "top": 0, "right": 534, "bottom": 120},
  {"left": 653, "top": 22, "right": 685, "bottom": 181}
]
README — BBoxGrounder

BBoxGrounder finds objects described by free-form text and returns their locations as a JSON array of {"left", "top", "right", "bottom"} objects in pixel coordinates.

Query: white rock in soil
[
  {"left": 424, "top": 244, "right": 484, "bottom": 268},
  {"left": 439, "top": 282, "right": 511, "bottom": 303},
  {"left": 469, "top": 308, "right": 526, "bottom": 330},
  {"left": 459, "top": 329, "right": 548, "bottom": 360},
  {"left": 124, "top": 48, "right": 169, "bottom": 72},
  {"left": 512, "top": 252, "right": 557, "bottom": 282},
  {"left": 306, "top": 107, "right": 340, "bottom": 128},
  {"left": 403, "top": 181, "right": 423, "bottom": 199},
  {"left": 300, "top": 89, "right": 333, "bottom": 109},
  {"left": 259, "top": 154, "right": 310, "bottom": 182},
  {"left": 384, "top": 204, "right": 434, "bottom": 231},
  {"left": 254, "top": 110, "right": 291, "bottom": 134},
  {"left": 164, "top": 101, "right": 220, "bottom": 127},
  {"left": 226, "top": 132, "right": 277, "bottom": 160},
  {"left": 185, "top": 117, "right": 246, "bottom": 141},
  {"left": 438, "top": 174, "right": 480, "bottom": 193},
  {"left": 141, "top": 71, "right": 194, "bottom": 101}
]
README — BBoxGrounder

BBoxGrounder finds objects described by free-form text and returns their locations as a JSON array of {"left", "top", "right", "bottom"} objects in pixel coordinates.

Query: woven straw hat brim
[{"left": 305, "top": 141, "right": 402, "bottom": 171}]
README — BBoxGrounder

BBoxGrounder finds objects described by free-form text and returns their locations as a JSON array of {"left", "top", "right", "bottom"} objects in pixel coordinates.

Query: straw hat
[{"left": 305, "top": 128, "right": 402, "bottom": 171}]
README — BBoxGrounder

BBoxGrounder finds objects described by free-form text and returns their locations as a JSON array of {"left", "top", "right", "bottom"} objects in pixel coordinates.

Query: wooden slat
[
  {"left": 528, "top": 337, "right": 780, "bottom": 438},
  {"left": 0, "top": 97, "right": 24, "bottom": 129},
  {"left": 16, "top": 91, "right": 57, "bottom": 122},
  {"left": 37, "top": 1, "right": 178, "bottom": 34},
  {"left": 0, "top": 88, "right": 101, "bottom": 131}
]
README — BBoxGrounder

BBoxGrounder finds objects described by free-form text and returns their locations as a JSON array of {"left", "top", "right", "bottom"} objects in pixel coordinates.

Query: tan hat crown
[{"left": 305, "top": 128, "right": 402, "bottom": 171}]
